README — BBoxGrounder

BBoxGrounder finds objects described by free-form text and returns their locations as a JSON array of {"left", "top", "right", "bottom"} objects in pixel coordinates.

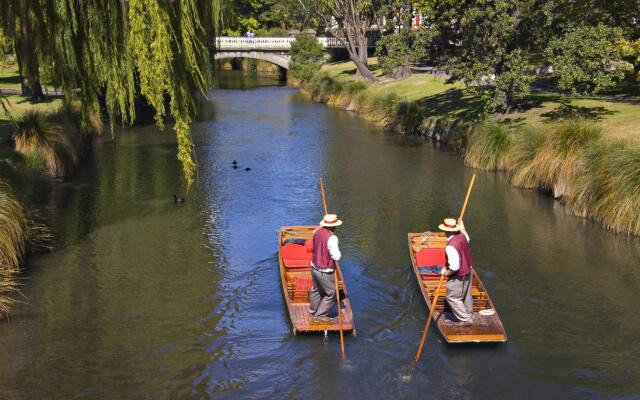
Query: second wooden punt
[{"left": 408, "top": 231, "right": 507, "bottom": 343}]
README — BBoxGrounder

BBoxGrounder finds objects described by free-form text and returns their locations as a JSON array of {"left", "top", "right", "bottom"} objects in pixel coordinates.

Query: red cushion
[
  {"left": 305, "top": 240, "right": 313, "bottom": 253},
  {"left": 416, "top": 248, "right": 446, "bottom": 267},
  {"left": 282, "top": 242, "right": 312, "bottom": 268},
  {"left": 295, "top": 275, "right": 313, "bottom": 291}
]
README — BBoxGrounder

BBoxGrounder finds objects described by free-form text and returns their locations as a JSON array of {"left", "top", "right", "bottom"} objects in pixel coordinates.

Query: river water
[{"left": 1, "top": 72, "right": 639, "bottom": 399}]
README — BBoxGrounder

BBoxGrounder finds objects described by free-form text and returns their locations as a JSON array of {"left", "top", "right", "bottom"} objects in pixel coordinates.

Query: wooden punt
[
  {"left": 278, "top": 226, "right": 354, "bottom": 334},
  {"left": 408, "top": 231, "right": 507, "bottom": 343}
]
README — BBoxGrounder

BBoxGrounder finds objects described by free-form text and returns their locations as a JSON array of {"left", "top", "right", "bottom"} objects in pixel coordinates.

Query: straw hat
[
  {"left": 438, "top": 218, "right": 460, "bottom": 232},
  {"left": 319, "top": 214, "right": 343, "bottom": 227}
]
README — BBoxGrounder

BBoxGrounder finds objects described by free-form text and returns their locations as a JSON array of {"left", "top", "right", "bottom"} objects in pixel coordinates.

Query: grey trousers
[
  {"left": 309, "top": 268, "right": 336, "bottom": 317},
  {"left": 446, "top": 274, "right": 473, "bottom": 322}
]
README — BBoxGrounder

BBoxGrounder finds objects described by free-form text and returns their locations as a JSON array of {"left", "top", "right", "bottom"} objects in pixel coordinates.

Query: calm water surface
[{"left": 1, "top": 71, "right": 639, "bottom": 399}]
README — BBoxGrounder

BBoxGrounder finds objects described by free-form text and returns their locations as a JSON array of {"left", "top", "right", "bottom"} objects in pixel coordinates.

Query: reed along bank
[{"left": 296, "top": 60, "right": 640, "bottom": 236}]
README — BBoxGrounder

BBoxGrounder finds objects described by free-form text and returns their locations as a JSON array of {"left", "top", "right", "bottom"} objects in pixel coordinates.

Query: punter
[
  {"left": 439, "top": 217, "right": 474, "bottom": 326},
  {"left": 309, "top": 213, "right": 343, "bottom": 323}
]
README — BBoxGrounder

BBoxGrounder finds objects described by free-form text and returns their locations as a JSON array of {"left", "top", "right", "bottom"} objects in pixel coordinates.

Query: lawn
[
  {"left": 0, "top": 64, "right": 21, "bottom": 91},
  {"left": 321, "top": 59, "right": 640, "bottom": 143}
]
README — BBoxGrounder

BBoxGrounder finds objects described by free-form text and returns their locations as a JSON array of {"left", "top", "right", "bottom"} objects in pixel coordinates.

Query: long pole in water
[
  {"left": 319, "top": 178, "right": 345, "bottom": 356},
  {"left": 415, "top": 174, "right": 476, "bottom": 362}
]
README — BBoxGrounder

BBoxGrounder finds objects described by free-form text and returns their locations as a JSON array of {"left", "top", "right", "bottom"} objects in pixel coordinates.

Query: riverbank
[
  {"left": 1, "top": 65, "right": 90, "bottom": 319},
  {"left": 299, "top": 58, "right": 640, "bottom": 235}
]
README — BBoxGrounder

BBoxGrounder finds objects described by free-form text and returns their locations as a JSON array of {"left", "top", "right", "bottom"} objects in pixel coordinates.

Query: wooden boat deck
[
  {"left": 408, "top": 231, "right": 507, "bottom": 343},
  {"left": 278, "top": 226, "right": 354, "bottom": 334}
]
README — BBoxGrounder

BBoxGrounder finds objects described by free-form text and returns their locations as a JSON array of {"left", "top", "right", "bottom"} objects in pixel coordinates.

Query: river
[{"left": 1, "top": 71, "right": 639, "bottom": 399}]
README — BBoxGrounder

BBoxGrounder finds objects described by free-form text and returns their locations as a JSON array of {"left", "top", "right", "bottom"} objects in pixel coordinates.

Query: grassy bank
[
  {"left": 1, "top": 66, "right": 83, "bottom": 319},
  {"left": 301, "top": 58, "right": 640, "bottom": 235}
]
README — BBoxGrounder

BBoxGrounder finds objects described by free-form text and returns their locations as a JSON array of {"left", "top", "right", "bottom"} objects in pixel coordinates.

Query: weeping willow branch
[{"left": 1, "top": 0, "right": 219, "bottom": 186}]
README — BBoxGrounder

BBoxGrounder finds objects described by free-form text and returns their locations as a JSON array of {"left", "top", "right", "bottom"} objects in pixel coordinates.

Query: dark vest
[
  {"left": 312, "top": 227, "right": 336, "bottom": 270},
  {"left": 448, "top": 233, "right": 473, "bottom": 277}
]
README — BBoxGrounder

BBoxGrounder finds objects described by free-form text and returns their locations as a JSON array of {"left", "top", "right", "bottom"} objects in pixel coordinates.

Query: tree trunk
[
  {"left": 17, "top": 7, "right": 45, "bottom": 102},
  {"left": 390, "top": 63, "right": 411, "bottom": 79}
]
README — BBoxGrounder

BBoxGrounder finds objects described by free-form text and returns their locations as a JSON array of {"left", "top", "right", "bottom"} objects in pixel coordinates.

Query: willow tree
[{"left": 0, "top": 0, "right": 221, "bottom": 186}]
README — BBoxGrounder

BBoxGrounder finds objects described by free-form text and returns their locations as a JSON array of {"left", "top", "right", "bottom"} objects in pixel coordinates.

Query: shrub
[
  {"left": 465, "top": 123, "right": 513, "bottom": 171},
  {"left": 12, "top": 110, "right": 78, "bottom": 178},
  {"left": 546, "top": 24, "right": 626, "bottom": 95},
  {"left": 375, "top": 32, "right": 411, "bottom": 77},
  {"left": 290, "top": 34, "right": 324, "bottom": 82}
]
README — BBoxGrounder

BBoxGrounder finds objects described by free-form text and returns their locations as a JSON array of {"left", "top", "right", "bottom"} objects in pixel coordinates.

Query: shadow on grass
[
  {"left": 414, "top": 88, "right": 485, "bottom": 122},
  {"left": 0, "top": 75, "right": 21, "bottom": 85},
  {"left": 541, "top": 103, "right": 617, "bottom": 122}
]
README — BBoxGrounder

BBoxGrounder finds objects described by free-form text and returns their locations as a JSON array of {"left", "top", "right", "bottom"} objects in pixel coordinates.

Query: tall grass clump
[
  {"left": 309, "top": 73, "right": 344, "bottom": 103},
  {"left": 508, "top": 126, "right": 547, "bottom": 188},
  {"left": 345, "top": 80, "right": 367, "bottom": 95},
  {"left": 519, "top": 119, "right": 602, "bottom": 198},
  {"left": 392, "top": 100, "right": 423, "bottom": 136},
  {"left": 465, "top": 122, "right": 513, "bottom": 170},
  {"left": 572, "top": 142, "right": 640, "bottom": 234},
  {"left": 0, "top": 180, "right": 27, "bottom": 273},
  {"left": 12, "top": 110, "right": 78, "bottom": 178},
  {"left": 0, "top": 271, "right": 20, "bottom": 319},
  {"left": 0, "top": 180, "right": 26, "bottom": 320}
]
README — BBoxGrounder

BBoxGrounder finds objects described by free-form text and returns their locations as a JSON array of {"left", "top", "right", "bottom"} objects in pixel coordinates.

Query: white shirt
[
  {"left": 327, "top": 235, "right": 341, "bottom": 261},
  {"left": 445, "top": 232, "right": 470, "bottom": 272}
]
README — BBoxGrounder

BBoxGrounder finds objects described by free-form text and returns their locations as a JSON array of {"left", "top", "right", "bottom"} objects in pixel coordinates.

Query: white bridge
[{"left": 214, "top": 36, "right": 370, "bottom": 70}]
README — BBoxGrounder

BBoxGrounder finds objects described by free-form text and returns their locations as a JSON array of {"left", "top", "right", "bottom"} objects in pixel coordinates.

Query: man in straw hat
[
  {"left": 309, "top": 214, "right": 343, "bottom": 323},
  {"left": 439, "top": 217, "right": 474, "bottom": 326}
]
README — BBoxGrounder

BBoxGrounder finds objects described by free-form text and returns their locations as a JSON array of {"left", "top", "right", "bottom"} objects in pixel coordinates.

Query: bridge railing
[{"left": 215, "top": 36, "right": 346, "bottom": 51}]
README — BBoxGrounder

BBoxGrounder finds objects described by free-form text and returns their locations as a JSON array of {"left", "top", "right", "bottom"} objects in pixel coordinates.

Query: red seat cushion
[
  {"left": 295, "top": 275, "right": 313, "bottom": 291},
  {"left": 416, "top": 248, "right": 446, "bottom": 267},
  {"left": 282, "top": 242, "right": 311, "bottom": 268}
]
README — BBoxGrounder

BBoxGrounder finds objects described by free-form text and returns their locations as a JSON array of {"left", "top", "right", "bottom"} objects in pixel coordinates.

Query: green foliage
[
  {"left": 12, "top": 110, "right": 78, "bottom": 178},
  {"left": 465, "top": 122, "right": 513, "bottom": 170},
  {"left": 375, "top": 33, "right": 411, "bottom": 76},
  {"left": 411, "top": 27, "right": 435, "bottom": 64},
  {"left": 432, "top": 0, "right": 531, "bottom": 113},
  {"left": 619, "top": 38, "right": 640, "bottom": 81},
  {"left": 546, "top": 25, "right": 627, "bottom": 95},
  {"left": 345, "top": 81, "right": 367, "bottom": 94},
  {"left": 256, "top": 27, "right": 289, "bottom": 37},
  {"left": 289, "top": 34, "right": 324, "bottom": 82},
  {"left": 238, "top": 17, "right": 260, "bottom": 32},
  {"left": 494, "top": 49, "right": 533, "bottom": 113},
  {"left": 0, "top": 0, "right": 217, "bottom": 186}
]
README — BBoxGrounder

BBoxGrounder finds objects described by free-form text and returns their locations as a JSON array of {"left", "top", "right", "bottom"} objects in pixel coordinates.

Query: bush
[
  {"left": 546, "top": 24, "right": 627, "bottom": 95},
  {"left": 465, "top": 123, "right": 513, "bottom": 171},
  {"left": 290, "top": 34, "right": 324, "bottom": 82},
  {"left": 375, "top": 32, "right": 411, "bottom": 77}
]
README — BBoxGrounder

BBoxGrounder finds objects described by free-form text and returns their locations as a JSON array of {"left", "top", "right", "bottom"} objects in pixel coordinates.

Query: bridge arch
[{"left": 215, "top": 51, "right": 291, "bottom": 70}]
